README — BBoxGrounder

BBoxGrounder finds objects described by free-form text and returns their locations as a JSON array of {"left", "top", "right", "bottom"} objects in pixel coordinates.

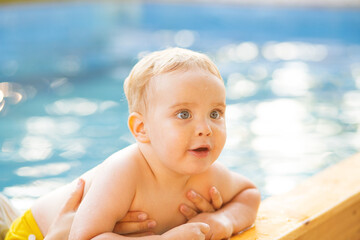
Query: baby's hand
[
  {"left": 188, "top": 213, "right": 233, "bottom": 240},
  {"left": 162, "top": 222, "right": 210, "bottom": 240}
]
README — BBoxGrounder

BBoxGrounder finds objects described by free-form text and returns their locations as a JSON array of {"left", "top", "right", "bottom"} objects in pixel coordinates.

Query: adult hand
[
  {"left": 44, "top": 179, "right": 85, "bottom": 240},
  {"left": 180, "top": 186, "right": 223, "bottom": 220},
  {"left": 44, "top": 179, "right": 156, "bottom": 239},
  {"left": 113, "top": 211, "right": 156, "bottom": 237}
]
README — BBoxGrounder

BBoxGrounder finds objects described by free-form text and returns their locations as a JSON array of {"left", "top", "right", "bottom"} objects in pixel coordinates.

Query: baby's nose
[{"left": 196, "top": 121, "right": 212, "bottom": 137}]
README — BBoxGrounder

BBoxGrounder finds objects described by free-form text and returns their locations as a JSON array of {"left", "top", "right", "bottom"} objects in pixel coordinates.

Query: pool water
[{"left": 1, "top": 1, "right": 360, "bottom": 212}]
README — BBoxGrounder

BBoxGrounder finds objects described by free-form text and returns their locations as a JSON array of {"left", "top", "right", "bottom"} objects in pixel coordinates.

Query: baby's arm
[
  {"left": 69, "top": 158, "right": 138, "bottom": 239},
  {"left": 188, "top": 164, "right": 261, "bottom": 239}
]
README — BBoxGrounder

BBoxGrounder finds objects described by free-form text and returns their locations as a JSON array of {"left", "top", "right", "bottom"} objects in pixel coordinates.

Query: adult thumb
[{"left": 60, "top": 178, "right": 85, "bottom": 214}]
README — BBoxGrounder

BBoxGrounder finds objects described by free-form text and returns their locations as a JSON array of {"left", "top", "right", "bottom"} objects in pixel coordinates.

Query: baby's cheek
[{"left": 217, "top": 128, "right": 227, "bottom": 146}]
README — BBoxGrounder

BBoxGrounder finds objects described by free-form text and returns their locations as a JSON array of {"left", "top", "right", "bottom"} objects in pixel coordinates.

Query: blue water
[{"left": 1, "top": 1, "right": 360, "bottom": 211}]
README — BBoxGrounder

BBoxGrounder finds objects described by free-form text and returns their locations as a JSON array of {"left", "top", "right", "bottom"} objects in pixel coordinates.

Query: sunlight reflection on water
[
  {"left": 15, "top": 162, "right": 71, "bottom": 177},
  {"left": 270, "top": 62, "right": 314, "bottom": 96},
  {"left": 262, "top": 42, "right": 328, "bottom": 62}
]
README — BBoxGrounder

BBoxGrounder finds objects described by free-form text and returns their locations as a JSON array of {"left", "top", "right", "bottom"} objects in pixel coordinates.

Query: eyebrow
[
  {"left": 213, "top": 103, "right": 226, "bottom": 108},
  {"left": 169, "top": 102, "right": 226, "bottom": 109},
  {"left": 169, "top": 102, "right": 194, "bottom": 109}
]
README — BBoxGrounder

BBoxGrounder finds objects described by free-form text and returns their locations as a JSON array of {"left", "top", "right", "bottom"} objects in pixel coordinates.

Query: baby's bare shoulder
[
  {"left": 79, "top": 145, "right": 139, "bottom": 194},
  {"left": 201, "top": 162, "right": 234, "bottom": 180},
  {"left": 98, "top": 144, "right": 142, "bottom": 180}
]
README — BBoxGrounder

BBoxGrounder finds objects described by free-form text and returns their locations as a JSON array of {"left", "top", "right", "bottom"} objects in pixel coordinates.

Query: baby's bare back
[{"left": 31, "top": 164, "right": 100, "bottom": 236}]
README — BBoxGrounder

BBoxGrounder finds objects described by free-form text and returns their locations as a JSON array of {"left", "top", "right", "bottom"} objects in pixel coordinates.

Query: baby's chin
[{"left": 180, "top": 164, "right": 213, "bottom": 176}]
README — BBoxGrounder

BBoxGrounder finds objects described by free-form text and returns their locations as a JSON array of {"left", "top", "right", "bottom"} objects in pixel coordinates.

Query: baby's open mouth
[
  {"left": 189, "top": 146, "right": 210, "bottom": 158},
  {"left": 192, "top": 147, "right": 209, "bottom": 152}
]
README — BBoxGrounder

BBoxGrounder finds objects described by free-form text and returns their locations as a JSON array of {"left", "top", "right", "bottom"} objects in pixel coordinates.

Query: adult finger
[
  {"left": 120, "top": 211, "right": 148, "bottom": 222},
  {"left": 59, "top": 178, "right": 85, "bottom": 214},
  {"left": 113, "top": 219, "right": 156, "bottom": 235},
  {"left": 179, "top": 204, "right": 198, "bottom": 220},
  {"left": 210, "top": 186, "right": 223, "bottom": 210},
  {"left": 186, "top": 190, "right": 215, "bottom": 212}
]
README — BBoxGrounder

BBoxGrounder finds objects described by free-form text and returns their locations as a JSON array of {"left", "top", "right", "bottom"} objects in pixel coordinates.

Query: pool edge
[{"left": 231, "top": 152, "right": 360, "bottom": 239}]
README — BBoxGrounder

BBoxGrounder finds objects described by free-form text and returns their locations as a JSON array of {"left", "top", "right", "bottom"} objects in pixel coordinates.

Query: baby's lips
[
  {"left": 188, "top": 144, "right": 211, "bottom": 158},
  {"left": 189, "top": 144, "right": 211, "bottom": 151}
]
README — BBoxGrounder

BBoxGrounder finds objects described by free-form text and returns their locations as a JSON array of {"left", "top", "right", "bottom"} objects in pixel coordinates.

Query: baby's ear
[{"left": 128, "top": 112, "right": 150, "bottom": 143}]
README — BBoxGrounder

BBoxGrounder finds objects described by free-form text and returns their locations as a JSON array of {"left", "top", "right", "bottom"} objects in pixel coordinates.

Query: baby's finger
[
  {"left": 179, "top": 204, "right": 198, "bottom": 220},
  {"left": 120, "top": 211, "right": 148, "bottom": 222},
  {"left": 113, "top": 219, "right": 156, "bottom": 235},
  {"left": 187, "top": 190, "right": 215, "bottom": 212},
  {"left": 198, "top": 222, "right": 210, "bottom": 235},
  {"left": 60, "top": 178, "right": 84, "bottom": 214},
  {"left": 210, "top": 186, "right": 223, "bottom": 210}
]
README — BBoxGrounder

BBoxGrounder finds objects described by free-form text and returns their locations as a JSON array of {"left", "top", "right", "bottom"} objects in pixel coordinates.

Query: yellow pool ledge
[{"left": 231, "top": 153, "right": 360, "bottom": 240}]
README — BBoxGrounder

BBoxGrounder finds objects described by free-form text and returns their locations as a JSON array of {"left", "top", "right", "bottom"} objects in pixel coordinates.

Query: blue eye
[
  {"left": 210, "top": 110, "right": 221, "bottom": 119},
  {"left": 177, "top": 111, "right": 191, "bottom": 119}
]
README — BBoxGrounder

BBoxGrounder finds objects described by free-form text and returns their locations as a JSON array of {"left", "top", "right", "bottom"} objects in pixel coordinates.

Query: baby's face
[{"left": 144, "top": 68, "right": 226, "bottom": 175}]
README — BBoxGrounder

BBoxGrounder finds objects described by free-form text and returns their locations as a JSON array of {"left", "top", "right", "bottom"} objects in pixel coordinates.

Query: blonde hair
[{"left": 124, "top": 47, "right": 222, "bottom": 113}]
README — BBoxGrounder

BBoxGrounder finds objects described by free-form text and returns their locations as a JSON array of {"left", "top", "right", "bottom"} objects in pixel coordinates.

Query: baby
[{"left": 11, "top": 48, "right": 261, "bottom": 240}]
